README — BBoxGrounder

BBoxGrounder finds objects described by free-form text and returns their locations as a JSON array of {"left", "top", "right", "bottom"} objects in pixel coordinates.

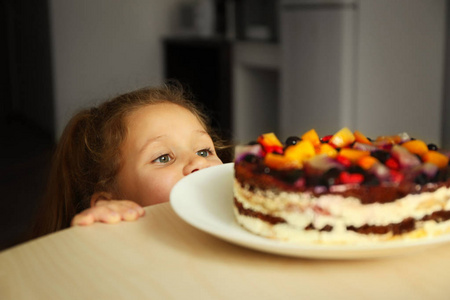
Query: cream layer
[{"left": 233, "top": 180, "right": 450, "bottom": 244}]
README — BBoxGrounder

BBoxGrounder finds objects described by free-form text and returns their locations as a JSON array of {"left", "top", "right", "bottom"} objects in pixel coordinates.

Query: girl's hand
[{"left": 71, "top": 200, "right": 145, "bottom": 226}]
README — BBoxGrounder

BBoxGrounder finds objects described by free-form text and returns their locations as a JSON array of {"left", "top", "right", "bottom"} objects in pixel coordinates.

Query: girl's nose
[{"left": 183, "top": 155, "right": 209, "bottom": 176}]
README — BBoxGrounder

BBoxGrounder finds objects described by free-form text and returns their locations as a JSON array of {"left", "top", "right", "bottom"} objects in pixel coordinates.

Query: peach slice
[
  {"left": 376, "top": 135, "right": 402, "bottom": 145},
  {"left": 357, "top": 156, "right": 379, "bottom": 170},
  {"left": 317, "top": 143, "right": 338, "bottom": 158},
  {"left": 401, "top": 140, "right": 428, "bottom": 156},
  {"left": 354, "top": 130, "right": 372, "bottom": 145},
  {"left": 339, "top": 148, "right": 370, "bottom": 164},
  {"left": 301, "top": 129, "right": 321, "bottom": 147},
  {"left": 284, "top": 140, "right": 316, "bottom": 161},
  {"left": 422, "top": 151, "right": 449, "bottom": 169},
  {"left": 329, "top": 127, "right": 355, "bottom": 148},
  {"left": 264, "top": 153, "right": 302, "bottom": 170}
]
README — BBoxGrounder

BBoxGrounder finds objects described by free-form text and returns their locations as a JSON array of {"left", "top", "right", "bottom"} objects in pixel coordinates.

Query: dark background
[{"left": 1, "top": 0, "right": 54, "bottom": 250}]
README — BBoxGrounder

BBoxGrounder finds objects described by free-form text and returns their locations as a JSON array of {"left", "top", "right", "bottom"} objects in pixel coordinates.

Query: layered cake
[{"left": 233, "top": 128, "right": 450, "bottom": 244}]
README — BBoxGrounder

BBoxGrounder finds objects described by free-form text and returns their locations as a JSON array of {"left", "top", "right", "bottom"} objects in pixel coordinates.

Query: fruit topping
[
  {"left": 428, "top": 143, "right": 438, "bottom": 151},
  {"left": 389, "top": 170, "right": 404, "bottom": 183},
  {"left": 257, "top": 132, "right": 283, "bottom": 154},
  {"left": 339, "top": 171, "right": 364, "bottom": 184},
  {"left": 329, "top": 127, "right": 355, "bottom": 148},
  {"left": 385, "top": 157, "right": 400, "bottom": 170},
  {"left": 371, "top": 150, "right": 391, "bottom": 164},
  {"left": 264, "top": 152, "right": 301, "bottom": 170},
  {"left": 320, "top": 135, "right": 333, "bottom": 143},
  {"left": 238, "top": 127, "right": 450, "bottom": 188},
  {"left": 235, "top": 144, "right": 263, "bottom": 162},
  {"left": 317, "top": 143, "right": 338, "bottom": 158},
  {"left": 420, "top": 162, "right": 439, "bottom": 180},
  {"left": 301, "top": 129, "right": 321, "bottom": 147},
  {"left": 284, "top": 140, "right": 316, "bottom": 162},
  {"left": 370, "top": 162, "right": 391, "bottom": 181},
  {"left": 357, "top": 156, "right": 378, "bottom": 170},
  {"left": 304, "top": 154, "right": 344, "bottom": 175},
  {"left": 376, "top": 135, "right": 402, "bottom": 145},
  {"left": 339, "top": 148, "right": 370, "bottom": 163},
  {"left": 422, "top": 151, "right": 449, "bottom": 169},
  {"left": 354, "top": 130, "right": 372, "bottom": 145},
  {"left": 397, "top": 132, "right": 412, "bottom": 143},
  {"left": 285, "top": 136, "right": 301, "bottom": 147},
  {"left": 336, "top": 155, "right": 352, "bottom": 168},
  {"left": 401, "top": 140, "right": 429, "bottom": 156},
  {"left": 352, "top": 142, "right": 377, "bottom": 152},
  {"left": 391, "top": 145, "right": 421, "bottom": 169},
  {"left": 320, "top": 167, "right": 341, "bottom": 186}
]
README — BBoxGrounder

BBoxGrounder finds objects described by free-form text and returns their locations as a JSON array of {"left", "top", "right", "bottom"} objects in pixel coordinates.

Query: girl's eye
[
  {"left": 154, "top": 154, "right": 172, "bottom": 164},
  {"left": 196, "top": 148, "right": 211, "bottom": 157}
]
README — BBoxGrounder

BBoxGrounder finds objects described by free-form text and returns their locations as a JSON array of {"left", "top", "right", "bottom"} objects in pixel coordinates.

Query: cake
[{"left": 233, "top": 127, "right": 450, "bottom": 244}]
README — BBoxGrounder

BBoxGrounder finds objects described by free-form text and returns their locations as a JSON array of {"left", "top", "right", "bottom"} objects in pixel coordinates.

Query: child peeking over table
[{"left": 31, "top": 82, "right": 228, "bottom": 239}]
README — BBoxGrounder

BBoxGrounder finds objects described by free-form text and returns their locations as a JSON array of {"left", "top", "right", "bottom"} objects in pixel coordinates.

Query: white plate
[{"left": 170, "top": 163, "right": 450, "bottom": 259}]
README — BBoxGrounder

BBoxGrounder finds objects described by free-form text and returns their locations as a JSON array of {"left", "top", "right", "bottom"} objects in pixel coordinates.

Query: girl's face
[{"left": 115, "top": 102, "right": 223, "bottom": 206}]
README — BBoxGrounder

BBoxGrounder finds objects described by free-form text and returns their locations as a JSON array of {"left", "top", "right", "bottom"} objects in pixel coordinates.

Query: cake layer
[
  {"left": 233, "top": 206, "right": 450, "bottom": 244},
  {"left": 234, "top": 180, "right": 450, "bottom": 244}
]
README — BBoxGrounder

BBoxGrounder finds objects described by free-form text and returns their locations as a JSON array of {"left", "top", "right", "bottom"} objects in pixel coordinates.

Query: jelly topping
[{"left": 235, "top": 128, "right": 450, "bottom": 203}]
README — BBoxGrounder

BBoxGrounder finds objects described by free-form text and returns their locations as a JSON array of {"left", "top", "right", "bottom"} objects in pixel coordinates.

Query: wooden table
[{"left": 1, "top": 203, "right": 450, "bottom": 300}]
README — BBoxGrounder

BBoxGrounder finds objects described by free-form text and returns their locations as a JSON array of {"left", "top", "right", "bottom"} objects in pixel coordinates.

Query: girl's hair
[{"left": 31, "top": 82, "right": 227, "bottom": 238}]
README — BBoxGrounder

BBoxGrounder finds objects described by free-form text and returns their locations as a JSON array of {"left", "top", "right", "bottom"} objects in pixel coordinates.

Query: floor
[{"left": 0, "top": 118, "right": 54, "bottom": 251}]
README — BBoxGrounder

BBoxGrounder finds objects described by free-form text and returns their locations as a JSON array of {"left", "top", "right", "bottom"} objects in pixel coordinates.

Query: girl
[{"left": 31, "top": 83, "right": 227, "bottom": 238}]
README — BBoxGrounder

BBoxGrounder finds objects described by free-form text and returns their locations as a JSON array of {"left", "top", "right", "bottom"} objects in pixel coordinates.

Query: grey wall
[{"left": 49, "top": 0, "right": 185, "bottom": 139}]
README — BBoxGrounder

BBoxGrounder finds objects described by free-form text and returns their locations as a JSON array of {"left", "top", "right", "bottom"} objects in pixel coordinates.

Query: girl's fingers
[
  {"left": 71, "top": 211, "right": 95, "bottom": 226},
  {"left": 96, "top": 200, "right": 145, "bottom": 217},
  {"left": 71, "top": 200, "right": 145, "bottom": 226}
]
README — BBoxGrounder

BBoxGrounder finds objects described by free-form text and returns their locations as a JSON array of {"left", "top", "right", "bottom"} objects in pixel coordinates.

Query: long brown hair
[{"left": 31, "top": 83, "right": 227, "bottom": 238}]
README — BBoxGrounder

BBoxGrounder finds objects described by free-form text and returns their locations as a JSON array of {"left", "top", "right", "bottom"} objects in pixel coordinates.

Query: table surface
[{"left": 1, "top": 202, "right": 450, "bottom": 300}]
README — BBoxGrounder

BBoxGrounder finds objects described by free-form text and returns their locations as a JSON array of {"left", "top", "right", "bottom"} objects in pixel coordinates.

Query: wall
[
  {"left": 356, "top": 0, "right": 446, "bottom": 144},
  {"left": 49, "top": 0, "right": 184, "bottom": 138},
  {"left": 443, "top": 0, "right": 450, "bottom": 149},
  {"left": 279, "top": 0, "right": 446, "bottom": 144}
]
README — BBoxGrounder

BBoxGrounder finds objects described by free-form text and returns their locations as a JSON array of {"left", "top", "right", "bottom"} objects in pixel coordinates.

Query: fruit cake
[{"left": 233, "top": 127, "right": 450, "bottom": 244}]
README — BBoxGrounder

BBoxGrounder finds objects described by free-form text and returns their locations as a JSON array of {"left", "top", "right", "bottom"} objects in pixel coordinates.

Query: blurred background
[{"left": 1, "top": 0, "right": 449, "bottom": 250}]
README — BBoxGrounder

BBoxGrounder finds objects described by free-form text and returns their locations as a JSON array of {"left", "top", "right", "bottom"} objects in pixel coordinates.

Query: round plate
[{"left": 170, "top": 163, "right": 450, "bottom": 259}]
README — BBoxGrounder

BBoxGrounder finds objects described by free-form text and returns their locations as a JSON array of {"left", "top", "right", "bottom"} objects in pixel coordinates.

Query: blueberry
[
  {"left": 285, "top": 136, "right": 301, "bottom": 147},
  {"left": 428, "top": 143, "right": 438, "bottom": 151},
  {"left": 320, "top": 167, "right": 341, "bottom": 187},
  {"left": 414, "top": 173, "right": 429, "bottom": 185},
  {"left": 243, "top": 154, "right": 258, "bottom": 163},
  {"left": 348, "top": 165, "right": 365, "bottom": 175},
  {"left": 371, "top": 150, "right": 390, "bottom": 164}
]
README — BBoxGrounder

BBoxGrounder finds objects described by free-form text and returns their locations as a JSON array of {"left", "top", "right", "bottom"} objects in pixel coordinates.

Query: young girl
[{"left": 31, "top": 83, "right": 227, "bottom": 238}]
